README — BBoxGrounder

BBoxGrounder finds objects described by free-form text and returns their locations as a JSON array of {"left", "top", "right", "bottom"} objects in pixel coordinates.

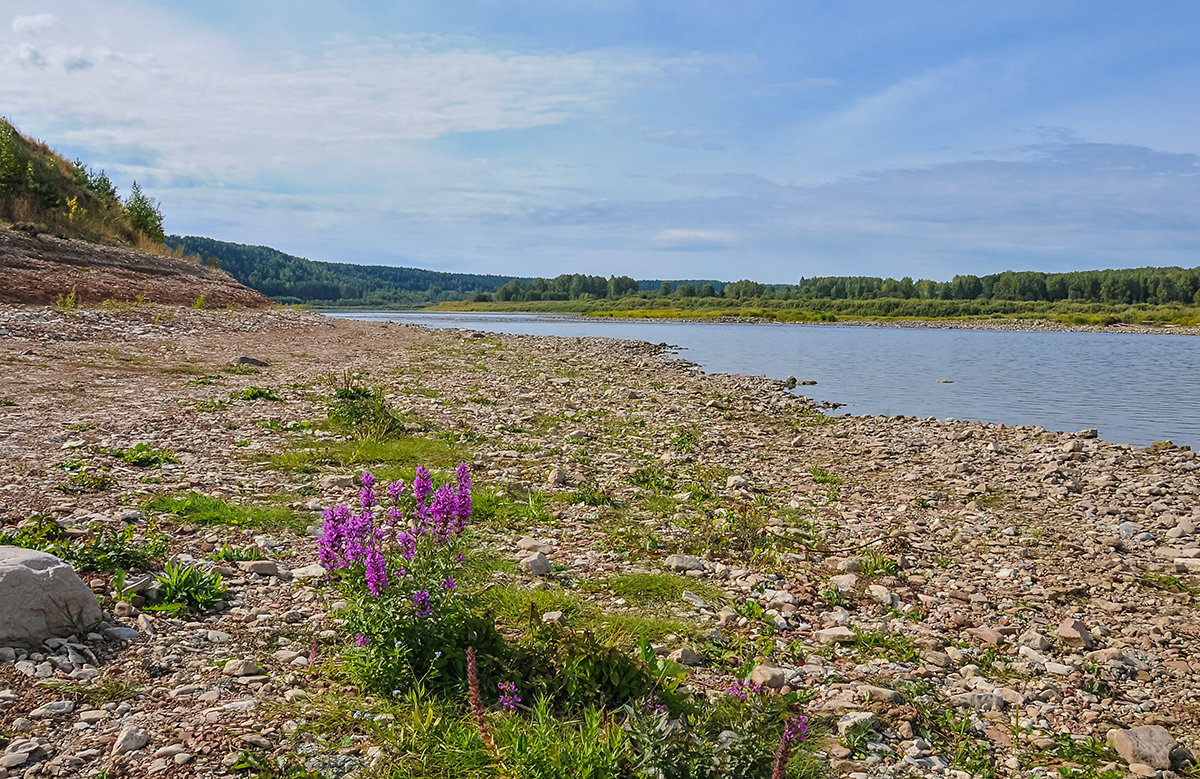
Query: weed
[
  {"left": 45, "top": 679, "right": 141, "bottom": 705},
  {"left": 53, "top": 286, "right": 78, "bottom": 314},
  {"left": 0, "top": 517, "right": 167, "bottom": 573},
  {"left": 56, "top": 467, "right": 115, "bottom": 493},
  {"left": 859, "top": 549, "right": 901, "bottom": 577},
  {"left": 853, "top": 628, "right": 919, "bottom": 663},
  {"left": 670, "top": 426, "right": 699, "bottom": 453},
  {"left": 148, "top": 562, "right": 227, "bottom": 615},
  {"left": 195, "top": 398, "right": 231, "bottom": 412},
  {"left": 209, "top": 543, "right": 265, "bottom": 563},
  {"left": 808, "top": 465, "right": 842, "bottom": 485},
  {"left": 238, "top": 386, "right": 282, "bottom": 401},
  {"left": 109, "top": 442, "right": 177, "bottom": 467},
  {"left": 186, "top": 375, "right": 218, "bottom": 386},
  {"left": 230, "top": 750, "right": 324, "bottom": 778},
  {"left": 568, "top": 482, "right": 613, "bottom": 507},
  {"left": 191, "top": 294, "right": 205, "bottom": 310}
]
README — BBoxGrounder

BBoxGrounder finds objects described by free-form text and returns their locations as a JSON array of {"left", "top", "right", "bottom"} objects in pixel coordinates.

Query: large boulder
[{"left": 0, "top": 547, "right": 103, "bottom": 646}]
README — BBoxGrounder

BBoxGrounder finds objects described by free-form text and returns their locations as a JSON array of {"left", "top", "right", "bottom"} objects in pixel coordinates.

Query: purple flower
[
  {"left": 354, "top": 633, "right": 369, "bottom": 647},
  {"left": 364, "top": 547, "right": 388, "bottom": 595},
  {"left": 726, "top": 679, "right": 763, "bottom": 702},
  {"left": 440, "top": 576, "right": 456, "bottom": 591},
  {"left": 411, "top": 589, "right": 433, "bottom": 618},
  {"left": 413, "top": 466, "right": 433, "bottom": 505},
  {"left": 360, "top": 472, "right": 376, "bottom": 490},
  {"left": 498, "top": 681, "right": 521, "bottom": 710},
  {"left": 395, "top": 530, "right": 417, "bottom": 562},
  {"left": 784, "top": 715, "right": 807, "bottom": 743},
  {"left": 387, "top": 479, "right": 405, "bottom": 503}
]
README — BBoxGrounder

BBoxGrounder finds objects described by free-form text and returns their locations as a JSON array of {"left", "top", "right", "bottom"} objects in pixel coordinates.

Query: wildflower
[
  {"left": 440, "top": 576, "right": 456, "bottom": 591},
  {"left": 726, "top": 679, "right": 763, "bottom": 702},
  {"left": 354, "top": 634, "right": 369, "bottom": 647},
  {"left": 771, "top": 714, "right": 808, "bottom": 779},
  {"left": 392, "top": 690, "right": 401, "bottom": 696},
  {"left": 466, "top": 646, "right": 497, "bottom": 755},
  {"left": 395, "top": 530, "right": 417, "bottom": 562},
  {"left": 434, "top": 651, "right": 442, "bottom": 658},
  {"left": 387, "top": 479, "right": 405, "bottom": 503},
  {"left": 364, "top": 547, "right": 388, "bottom": 595},
  {"left": 411, "top": 589, "right": 433, "bottom": 618},
  {"left": 498, "top": 681, "right": 521, "bottom": 710}
]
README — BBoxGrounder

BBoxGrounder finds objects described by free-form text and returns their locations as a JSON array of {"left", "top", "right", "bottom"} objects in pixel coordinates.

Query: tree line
[
  {"left": 490, "top": 267, "right": 1200, "bottom": 306},
  {"left": 167, "top": 235, "right": 526, "bottom": 306}
]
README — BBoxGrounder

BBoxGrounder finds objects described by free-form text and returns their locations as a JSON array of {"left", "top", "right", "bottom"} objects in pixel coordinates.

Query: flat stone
[
  {"left": 668, "top": 647, "right": 702, "bottom": 666},
  {"left": 237, "top": 560, "right": 280, "bottom": 577},
  {"left": 519, "top": 552, "right": 551, "bottom": 576},
  {"left": 750, "top": 664, "right": 787, "bottom": 689},
  {"left": 111, "top": 726, "right": 151, "bottom": 756},
  {"left": 222, "top": 658, "right": 261, "bottom": 677},
  {"left": 1056, "top": 618, "right": 1097, "bottom": 649},
  {"left": 664, "top": 554, "right": 705, "bottom": 572},
  {"left": 1107, "top": 725, "right": 1177, "bottom": 770},
  {"left": 30, "top": 700, "right": 74, "bottom": 718},
  {"left": 814, "top": 626, "right": 856, "bottom": 644},
  {"left": 291, "top": 563, "right": 327, "bottom": 580}
]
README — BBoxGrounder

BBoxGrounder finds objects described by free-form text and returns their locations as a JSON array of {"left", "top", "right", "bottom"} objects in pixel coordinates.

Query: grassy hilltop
[{"left": 0, "top": 118, "right": 165, "bottom": 251}]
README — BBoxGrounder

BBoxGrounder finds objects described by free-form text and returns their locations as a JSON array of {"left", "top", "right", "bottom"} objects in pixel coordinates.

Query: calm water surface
[{"left": 325, "top": 311, "right": 1200, "bottom": 449}]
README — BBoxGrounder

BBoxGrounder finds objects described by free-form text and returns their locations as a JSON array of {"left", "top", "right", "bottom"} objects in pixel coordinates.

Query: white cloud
[
  {"left": 11, "top": 13, "right": 56, "bottom": 35},
  {"left": 651, "top": 228, "right": 737, "bottom": 251}
]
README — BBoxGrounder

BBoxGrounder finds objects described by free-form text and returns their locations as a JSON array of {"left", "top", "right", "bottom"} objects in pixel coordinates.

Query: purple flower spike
[
  {"left": 354, "top": 634, "right": 369, "bottom": 647},
  {"left": 387, "top": 479, "right": 405, "bottom": 503},
  {"left": 411, "top": 589, "right": 433, "bottom": 618},
  {"left": 364, "top": 547, "right": 388, "bottom": 595},
  {"left": 498, "top": 681, "right": 521, "bottom": 710},
  {"left": 440, "top": 576, "right": 456, "bottom": 591}
]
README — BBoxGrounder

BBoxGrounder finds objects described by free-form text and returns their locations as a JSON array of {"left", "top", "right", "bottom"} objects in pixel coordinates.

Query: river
[{"left": 324, "top": 311, "right": 1200, "bottom": 449}]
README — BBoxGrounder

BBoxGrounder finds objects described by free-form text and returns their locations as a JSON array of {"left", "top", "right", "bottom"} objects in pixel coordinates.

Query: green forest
[{"left": 166, "top": 235, "right": 527, "bottom": 307}]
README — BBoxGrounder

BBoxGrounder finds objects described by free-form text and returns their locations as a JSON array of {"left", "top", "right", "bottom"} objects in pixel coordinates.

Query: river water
[{"left": 324, "top": 311, "right": 1200, "bottom": 449}]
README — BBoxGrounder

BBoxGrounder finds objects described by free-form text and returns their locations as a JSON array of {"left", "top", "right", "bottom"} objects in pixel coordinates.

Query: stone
[
  {"left": 664, "top": 554, "right": 705, "bottom": 572},
  {"left": 104, "top": 626, "right": 140, "bottom": 642},
  {"left": 541, "top": 611, "right": 566, "bottom": 626},
  {"left": 1107, "top": 725, "right": 1177, "bottom": 770},
  {"left": 1056, "top": 618, "right": 1097, "bottom": 649},
  {"left": 223, "top": 658, "right": 261, "bottom": 677},
  {"left": 837, "top": 711, "right": 879, "bottom": 735},
  {"left": 519, "top": 552, "right": 552, "bottom": 576},
  {"left": 1017, "top": 628, "right": 1051, "bottom": 651},
  {"left": 681, "top": 590, "right": 708, "bottom": 609},
  {"left": 750, "top": 664, "right": 787, "bottom": 689},
  {"left": 814, "top": 626, "right": 856, "bottom": 644},
  {"left": 317, "top": 475, "right": 355, "bottom": 489},
  {"left": 111, "top": 725, "right": 151, "bottom": 755},
  {"left": 867, "top": 584, "right": 897, "bottom": 608},
  {"left": 668, "top": 647, "right": 702, "bottom": 666},
  {"left": 726, "top": 474, "right": 750, "bottom": 489},
  {"left": 547, "top": 468, "right": 567, "bottom": 486},
  {"left": 291, "top": 563, "right": 327, "bottom": 580},
  {"left": 29, "top": 700, "right": 73, "bottom": 718},
  {"left": 237, "top": 560, "right": 280, "bottom": 577},
  {"left": 0, "top": 547, "right": 103, "bottom": 645},
  {"left": 828, "top": 573, "right": 857, "bottom": 592}
]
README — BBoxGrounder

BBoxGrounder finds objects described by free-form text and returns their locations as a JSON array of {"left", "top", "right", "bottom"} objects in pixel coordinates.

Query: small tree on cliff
[{"left": 124, "top": 181, "right": 164, "bottom": 243}]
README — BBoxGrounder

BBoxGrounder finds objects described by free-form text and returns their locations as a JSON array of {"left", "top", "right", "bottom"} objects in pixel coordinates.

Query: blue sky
[{"left": 3, "top": 1, "right": 1199, "bottom": 282}]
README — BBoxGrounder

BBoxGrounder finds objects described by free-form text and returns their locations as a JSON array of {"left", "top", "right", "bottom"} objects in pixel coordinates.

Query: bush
[{"left": 123, "top": 181, "right": 164, "bottom": 243}]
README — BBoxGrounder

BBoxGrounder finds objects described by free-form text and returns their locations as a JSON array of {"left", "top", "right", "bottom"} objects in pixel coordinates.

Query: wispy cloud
[{"left": 11, "top": 12, "right": 56, "bottom": 35}]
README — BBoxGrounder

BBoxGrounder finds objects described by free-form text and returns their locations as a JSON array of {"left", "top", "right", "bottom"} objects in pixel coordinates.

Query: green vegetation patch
[
  {"left": 143, "top": 492, "right": 307, "bottom": 533},
  {"left": 0, "top": 516, "right": 168, "bottom": 573},
  {"left": 605, "top": 572, "right": 725, "bottom": 608}
]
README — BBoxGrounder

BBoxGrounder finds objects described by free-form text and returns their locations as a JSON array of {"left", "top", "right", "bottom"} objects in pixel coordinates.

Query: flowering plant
[{"left": 320, "top": 464, "right": 503, "bottom": 695}]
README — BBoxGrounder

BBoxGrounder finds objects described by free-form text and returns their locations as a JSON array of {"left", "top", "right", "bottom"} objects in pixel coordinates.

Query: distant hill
[
  {"left": 166, "top": 235, "right": 529, "bottom": 307},
  {"left": 0, "top": 118, "right": 164, "bottom": 250}
]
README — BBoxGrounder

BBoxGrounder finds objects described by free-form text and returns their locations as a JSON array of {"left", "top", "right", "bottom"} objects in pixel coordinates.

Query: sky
[{"left": 2, "top": 1, "right": 1199, "bottom": 283}]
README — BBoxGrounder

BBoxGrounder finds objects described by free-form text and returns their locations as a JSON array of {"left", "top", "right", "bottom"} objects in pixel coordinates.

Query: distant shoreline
[{"left": 328, "top": 306, "right": 1200, "bottom": 336}]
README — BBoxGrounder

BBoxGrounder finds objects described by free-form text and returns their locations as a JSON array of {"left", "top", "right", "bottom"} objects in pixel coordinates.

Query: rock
[
  {"left": 716, "top": 609, "right": 738, "bottom": 625},
  {"left": 541, "top": 611, "right": 566, "bottom": 626},
  {"left": 112, "top": 600, "right": 137, "bottom": 618},
  {"left": 103, "top": 626, "right": 140, "bottom": 642},
  {"left": 317, "top": 475, "right": 355, "bottom": 489},
  {"left": 1056, "top": 618, "right": 1097, "bottom": 649},
  {"left": 867, "top": 584, "right": 897, "bottom": 608},
  {"left": 664, "top": 554, "right": 705, "bottom": 572},
  {"left": 1107, "top": 726, "right": 1177, "bottom": 770},
  {"left": 237, "top": 560, "right": 280, "bottom": 577},
  {"left": 838, "top": 711, "right": 879, "bottom": 736},
  {"left": 726, "top": 475, "right": 750, "bottom": 489},
  {"left": 517, "top": 536, "right": 554, "bottom": 554},
  {"left": 547, "top": 468, "right": 567, "bottom": 486},
  {"left": 519, "top": 552, "right": 552, "bottom": 576},
  {"left": 231, "top": 356, "right": 270, "bottom": 367},
  {"left": 29, "top": 700, "right": 73, "bottom": 718},
  {"left": 750, "top": 664, "right": 787, "bottom": 689},
  {"left": 111, "top": 725, "right": 151, "bottom": 755},
  {"left": 815, "top": 626, "right": 856, "bottom": 644},
  {"left": 681, "top": 590, "right": 708, "bottom": 609},
  {"left": 0, "top": 547, "right": 103, "bottom": 645},
  {"left": 1017, "top": 628, "right": 1051, "bottom": 651},
  {"left": 668, "top": 647, "right": 702, "bottom": 666},
  {"left": 291, "top": 563, "right": 327, "bottom": 580},
  {"left": 223, "top": 658, "right": 261, "bottom": 677},
  {"left": 828, "top": 574, "right": 857, "bottom": 592}
]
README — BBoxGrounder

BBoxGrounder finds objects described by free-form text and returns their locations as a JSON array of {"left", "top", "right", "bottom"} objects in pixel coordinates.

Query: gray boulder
[
  {"left": 1108, "top": 725, "right": 1177, "bottom": 770},
  {"left": 0, "top": 547, "right": 102, "bottom": 646}
]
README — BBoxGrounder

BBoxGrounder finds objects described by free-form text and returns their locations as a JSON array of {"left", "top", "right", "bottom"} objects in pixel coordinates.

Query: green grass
[
  {"left": 39, "top": 679, "right": 142, "bottom": 705},
  {"left": 109, "top": 442, "right": 177, "bottom": 467},
  {"left": 264, "top": 437, "right": 466, "bottom": 475},
  {"left": 478, "top": 584, "right": 693, "bottom": 646},
  {"left": 808, "top": 466, "right": 842, "bottom": 485},
  {"left": 143, "top": 492, "right": 307, "bottom": 533},
  {"left": 604, "top": 572, "right": 725, "bottom": 608}
]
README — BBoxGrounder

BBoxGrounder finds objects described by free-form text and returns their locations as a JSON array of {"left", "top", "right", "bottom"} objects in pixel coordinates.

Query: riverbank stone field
[{"left": 0, "top": 301, "right": 1199, "bottom": 778}]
